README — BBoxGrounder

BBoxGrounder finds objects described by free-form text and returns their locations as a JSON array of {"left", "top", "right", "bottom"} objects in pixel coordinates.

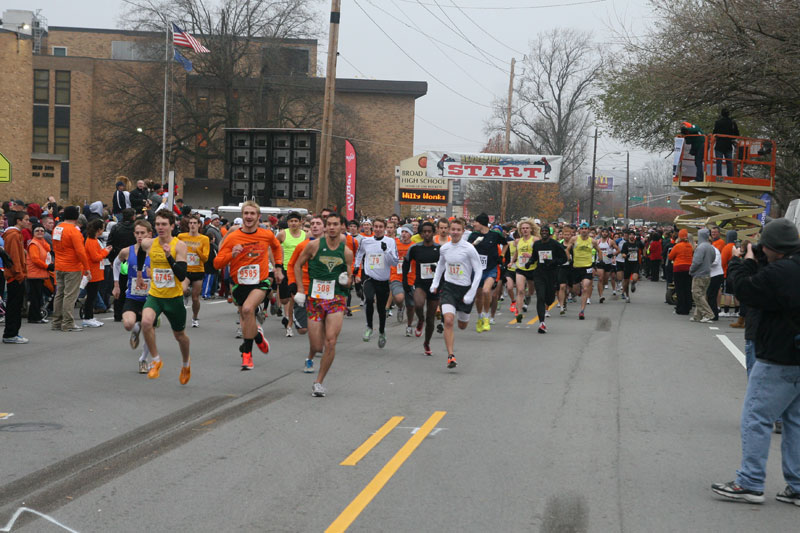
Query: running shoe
[
  {"left": 538, "top": 323, "right": 547, "bottom": 334},
  {"left": 476, "top": 318, "right": 484, "bottom": 332},
  {"left": 312, "top": 382, "right": 327, "bottom": 397},
  {"left": 415, "top": 321, "right": 424, "bottom": 337},
  {"left": 286, "top": 327, "right": 294, "bottom": 337},
  {"left": 631, "top": 282, "right": 637, "bottom": 293},
  {"left": 524, "top": 295, "right": 531, "bottom": 305},
  {"left": 179, "top": 365, "right": 191, "bottom": 385},
  {"left": 516, "top": 314, "right": 523, "bottom": 324},
  {"left": 363, "top": 327, "right": 373, "bottom": 342},
  {"left": 405, "top": 326, "right": 413, "bottom": 337},
  {"left": 587, "top": 298, "right": 592, "bottom": 305},
  {"left": 192, "top": 319, "right": 199, "bottom": 328},
  {"left": 183, "top": 294, "right": 190, "bottom": 307},
  {"left": 545, "top": 311, "right": 551, "bottom": 318},
  {"left": 256, "top": 306, "right": 266, "bottom": 324},
  {"left": 522, "top": 304, "right": 528, "bottom": 313},
  {"left": 378, "top": 333, "right": 387, "bottom": 348},
  {"left": 560, "top": 308, "right": 566, "bottom": 316},
  {"left": 510, "top": 302, "right": 517, "bottom": 314},
  {"left": 255, "top": 326, "right": 270, "bottom": 354},
  {"left": 64, "top": 325, "right": 84, "bottom": 332},
  {"left": 700, "top": 317, "right": 713, "bottom": 323},
  {"left": 148, "top": 359, "right": 163, "bottom": 379},
  {"left": 83, "top": 319, "right": 103, "bottom": 328},
  {"left": 235, "top": 327, "right": 243, "bottom": 338},
  {"left": 711, "top": 481, "right": 764, "bottom": 503},
  {"left": 599, "top": 296, "right": 605, "bottom": 304},
  {"left": 304, "top": 358, "right": 314, "bottom": 373},
  {"left": 483, "top": 319, "right": 492, "bottom": 332},
  {"left": 241, "top": 351, "right": 254, "bottom": 370},
  {"left": 346, "top": 309, "right": 353, "bottom": 317},
  {"left": 130, "top": 327, "right": 140, "bottom": 349},
  {"left": 489, "top": 317, "right": 495, "bottom": 325},
  {"left": 387, "top": 309, "right": 393, "bottom": 317},
  {"left": 281, "top": 317, "right": 289, "bottom": 328},
  {"left": 424, "top": 343, "right": 432, "bottom": 356},
  {"left": 2, "top": 335, "right": 29, "bottom": 344},
  {"left": 579, "top": 311, "right": 585, "bottom": 320},
  {"left": 436, "top": 323, "right": 444, "bottom": 334},
  {"left": 776, "top": 485, "right": 800, "bottom": 506},
  {"left": 447, "top": 354, "right": 457, "bottom": 369},
  {"left": 138, "top": 360, "right": 149, "bottom": 374}
]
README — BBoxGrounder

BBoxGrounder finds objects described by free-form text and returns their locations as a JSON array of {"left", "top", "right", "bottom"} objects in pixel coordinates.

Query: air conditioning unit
[
  {"left": 232, "top": 134, "right": 250, "bottom": 147},
  {"left": 293, "top": 168, "right": 310, "bottom": 182},
  {"left": 232, "top": 166, "right": 250, "bottom": 180},
  {"left": 273, "top": 182, "right": 290, "bottom": 198},
  {"left": 294, "top": 150, "right": 310, "bottom": 166},
  {"left": 294, "top": 135, "right": 311, "bottom": 148},
  {"left": 293, "top": 183, "right": 310, "bottom": 198},
  {"left": 273, "top": 135, "right": 290, "bottom": 148},
  {"left": 273, "top": 167, "right": 290, "bottom": 181},
  {"left": 273, "top": 149, "right": 290, "bottom": 165},
  {"left": 254, "top": 134, "right": 268, "bottom": 147},
  {"left": 253, "top": 166, "right": 267, "bottom": 180},
  {"left": 254, "top": 149, "right": 267, "bottom": 164},
  {"left": 232, "top": 181, "right": 249, "bottom": 196},
  {"left": 233, "top": 149, "right": 249, "bottom": 164}
]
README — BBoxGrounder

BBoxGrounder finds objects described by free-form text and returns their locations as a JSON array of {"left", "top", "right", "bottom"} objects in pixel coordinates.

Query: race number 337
[
  {"left": 311, "top": 279, "right": 334, "bottom": 300},
  {"left": 237, "top": 264, "right": 260, "bottom": 285}
]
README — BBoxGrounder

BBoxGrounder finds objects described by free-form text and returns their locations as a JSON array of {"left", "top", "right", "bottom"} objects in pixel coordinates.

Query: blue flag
[{"left": 173, "top": 48, "right": 193, "bottom": 72}]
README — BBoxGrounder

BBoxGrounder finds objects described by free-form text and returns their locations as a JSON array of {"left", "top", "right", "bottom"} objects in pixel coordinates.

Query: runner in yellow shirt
[{"left": 177, "top": 213, "right": 210, "bottom": 328}]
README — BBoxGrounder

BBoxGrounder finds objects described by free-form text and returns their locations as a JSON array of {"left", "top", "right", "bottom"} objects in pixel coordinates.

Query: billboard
[
  {"left": 398, "top": 153, "right": 449, "bottom": 205},
  {"left": 588, "top": 175, "right": 614, "bottom": 191},
  {"left": 427, "top": 151, "right": 561, "bottom": 183}
]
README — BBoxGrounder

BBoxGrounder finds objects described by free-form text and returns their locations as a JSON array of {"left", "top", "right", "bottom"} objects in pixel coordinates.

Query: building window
[
  {"left": 55, "top": 71, "right": 70, "bottom": 105},
  {"left": 33, "top": 105, "right": 49, "bottom": 153},
  {"left": 60, "top": 162, "right": 70, "bottom": 200},
  {"left": 52, "top": 46, "right": 67, "bottom": 56},
  {"left": 34, "top": 70, "right": 49, "bottom": 104},
  {"left": 54, "top": 127, "right": 69, "bottom": 156}
]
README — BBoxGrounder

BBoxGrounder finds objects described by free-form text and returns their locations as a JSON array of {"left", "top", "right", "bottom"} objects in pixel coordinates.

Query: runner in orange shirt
[{"left": 392, "top": 225, "right": 417, "bottom": 335}]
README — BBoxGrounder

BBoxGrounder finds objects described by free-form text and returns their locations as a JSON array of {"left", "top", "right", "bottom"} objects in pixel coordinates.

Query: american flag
[{"left": 172, "top": 23, "right": 210, "bottom": 53}]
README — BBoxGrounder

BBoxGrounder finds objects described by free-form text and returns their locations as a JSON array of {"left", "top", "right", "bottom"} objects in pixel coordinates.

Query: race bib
[
  {"left": 538, "top": 250, "right": 553, "bottom": 262},
  {"left": 187, "top": 252, "right": 200, "bottom": 266},
  {"left": 628, "top": 251, "right": 638, "bottom": 261},
  {"left": 152, "top": 268, "right": 175, "bottom": 288},
  {"left": 311, "top": 279, "right": 334, "bottom": 300},
  {"left": 131, "top": 279, "right": 149, "bottom": 296},
  {"left": 420, "top": 262, "right": 435, "bottom": 280},
  {"left": 237, "top": 264, "right": 260, "bottom": 285},
  {"left": 367, "top": 253, "right": 385, "bottom": 270},
  {"left": 517, "top": 253, "right": 531, "bottom": 269},
  {"left": 479, "top": 254, "right": 488, "bottom": 269},
  {"left": 586, "top": 267, "right": 594, "bottom": 274},
  {"left": 53, "top": 226, "right": 63, "bottom": 241}
]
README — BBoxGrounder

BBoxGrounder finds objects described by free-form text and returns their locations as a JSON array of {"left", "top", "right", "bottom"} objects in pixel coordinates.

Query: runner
[
  {"left": 403, "top": 221, "right": 440, "bottom": 355},
  {"left": 434, "top": 218, "right": 450, "bottom": 245},
  {"left": 346, "top": 219, "right": 364, "bottom": 311},
  {"left": 528, "top": 225, "right": 567, "bottom": 333},
  {"left": 512, "top": 218, "right": 539, "bottom": 323},
  {"left": 213, "top": 201, "right": 283, "bottom": 370},
  {"left": 134, "top": 211, "right": 192, "bottom": 384},
  {"left": 430, "top": 217, "right": 483, "bottom": 369},
  {"left": 354, "top": 218, "right": 398, "bottom": 348},
  {"left": 566, "top": 222, "right": 602, "bottom": 320},
  {"left": 468, "top": 213, "right": 505, "bottom": 332},
  {"left": 392, "top": 225, "right": 416, "bottom": 334},
  {"left": 276, "top": 211, "right": 306, "bottom": 336},
  {"left": 113, "top": 219, "right": 153, "bottom": 373},
  {"left": 293, "top": 214, "right": 353, "bottom": 397},
  {"left": 596, "top": 227, "right": 620, "bottom": 303},
  {"left": 619, "top": 229, "right": 644, "bottom": 301},
  {"left": 177, "top": 213, "right": 210, "bottom": 328},
  {"left": 614, "top": 229, "right": 626, "bottom": 295},
  {"left": 505, "top": 232, "right": 518, "bottom": 314}
]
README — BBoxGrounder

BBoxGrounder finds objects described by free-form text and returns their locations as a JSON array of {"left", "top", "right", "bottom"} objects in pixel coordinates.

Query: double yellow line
[
  {"left": 326, "top": 411, "right": 447, "bottom": 533},
  {"left": 507, "top": 301, "right": 558, "bottom": 325}
]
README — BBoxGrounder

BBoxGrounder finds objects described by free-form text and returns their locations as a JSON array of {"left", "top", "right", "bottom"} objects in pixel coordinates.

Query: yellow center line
[
  {"left": 340, "top": 416, "right": 404, "bottom": 466},
  {"left": 527, "top": 301, "right": 559, "bottom": 325},
  {"left": 326, "top": 411, "right": 447, "bottom": 533}
]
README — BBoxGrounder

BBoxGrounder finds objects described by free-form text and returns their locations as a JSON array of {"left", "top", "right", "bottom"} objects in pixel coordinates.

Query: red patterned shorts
[{"left": 306, "top": 295, "right": 348, "bottom": 321}]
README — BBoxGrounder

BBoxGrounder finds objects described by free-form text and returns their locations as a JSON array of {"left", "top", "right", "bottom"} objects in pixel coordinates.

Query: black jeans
[
  {"left": 3, "top": 280, "right": 24, "bottom": 338},
  {"left": 27, "top": 278, "right": 45, "bottom": 321},
  {"left": 649, "top": 259, "right": 661, "bottom": 281},
  {"left": 533, "top": 270, "right": 557, "bottom": 322},
  {"left": 674, "top": 270, "right": 692, "bottom": 314},
  {"left": 363, "top": 277, "right": 390, "bottom": 333},
  {"left": 83, "top": 281, "right": 101, "bottom": 320},
  {"left": 694, "top": 149, "right": 704, "bottom": 181},
  {"left": 707, "top": 274, "right": 724, "bottom": 319}
]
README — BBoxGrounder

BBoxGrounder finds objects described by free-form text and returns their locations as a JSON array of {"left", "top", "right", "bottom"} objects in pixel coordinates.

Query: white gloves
[
  {"left": 463, "top": 292, "right": 475, "bottom": 305},
  {"left": 293, "top": 292, "right": 306, "bottom": 306},
  {"left": 338, "top": 271, "right": 349, "bottom": 285}
]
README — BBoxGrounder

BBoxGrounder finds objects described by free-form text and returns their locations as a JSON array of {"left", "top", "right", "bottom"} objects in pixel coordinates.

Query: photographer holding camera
[{"left": 711, "top": 218, "right": 800, "bottom": 505}]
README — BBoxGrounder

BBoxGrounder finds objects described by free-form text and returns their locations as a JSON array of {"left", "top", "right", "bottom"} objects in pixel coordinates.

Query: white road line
[
  {"left": 716, "top": 334, "right": 746, "bottom": 368},
  {"left": 709, "top": 327, "right": 719, "bottom": 330},
  {"left": 0, "top": 507, "right": 79, "bottom": 532}
]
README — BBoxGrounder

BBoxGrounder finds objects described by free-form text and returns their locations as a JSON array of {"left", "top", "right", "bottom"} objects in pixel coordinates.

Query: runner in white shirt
[
  {"left": 354, "top": 218, "right": 398, "bottom": 348},
  {"left": 430, "top": 217, "right": 483, "bottom": 369}
]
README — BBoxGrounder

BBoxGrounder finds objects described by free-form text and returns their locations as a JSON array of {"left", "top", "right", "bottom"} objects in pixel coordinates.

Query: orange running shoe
[
  {"left": 255, "top": 326, "right": 270, "bottom": 354},
  {"left": 241, "top": 351, "right": 254, "bottom": 370},
  {"left": 447, "top": 354, "right": 457, "bottom": 369},
  {"left": 148, "top": 359, "right": 163, "bottom": 379},
  {"left": 179, "top": 365, "right": 191, "bottom": 385},
  {"left": 510, "top": 302, "right": 517, "bottom": 314}
]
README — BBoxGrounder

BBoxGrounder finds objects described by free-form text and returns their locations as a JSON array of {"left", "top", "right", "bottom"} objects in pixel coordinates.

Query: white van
[{"left": 216, "top": 204, "right": 309, "bottom": 220}]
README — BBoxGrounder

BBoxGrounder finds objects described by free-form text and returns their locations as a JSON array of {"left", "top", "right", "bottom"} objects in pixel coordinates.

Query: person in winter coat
[
  {"left": 689, "top": 228, "right": 715, "bottom": 322},
  {"left": 712, "top": 109, "right": 740, "bottom": 177},
  {"left": 27, "top": 224, "right": 52, "bottom": 323},
  {"left": 82, "top": 219, "right": 111, "bottom": 328},
  {"left": 681, "top": 122, "right": 705, "bottom": 182},
  {"left": 647, "top": 231, "right": 663, "bottom": 281},
  {"left": 669, "top": 229, "right": 694, "bottom": 315}
]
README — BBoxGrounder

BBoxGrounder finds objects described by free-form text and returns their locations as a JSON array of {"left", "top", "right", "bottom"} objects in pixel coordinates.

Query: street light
[{"left": 589, "top": 143, "right": 623, "bottom": 225}]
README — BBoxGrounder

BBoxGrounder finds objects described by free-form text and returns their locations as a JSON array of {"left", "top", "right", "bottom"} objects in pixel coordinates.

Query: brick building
[{"left": 0, "top": 9, "right": 426, "bottom": 216}]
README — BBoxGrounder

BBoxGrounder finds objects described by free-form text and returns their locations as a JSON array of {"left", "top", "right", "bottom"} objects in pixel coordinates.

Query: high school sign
[{"left": 426, "top": 151, "right": 562, "bottom": 183}]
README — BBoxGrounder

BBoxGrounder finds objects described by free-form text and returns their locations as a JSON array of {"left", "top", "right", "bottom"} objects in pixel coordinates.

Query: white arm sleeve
[
  {"left": 430, "top": 252, "right": 446, "bottom": 291},
  {"left": 465, "top": 247, "right": 484, "bottom": 302},
  {"left": 113, "top": 255, "right": 122, "bottom": 281}
]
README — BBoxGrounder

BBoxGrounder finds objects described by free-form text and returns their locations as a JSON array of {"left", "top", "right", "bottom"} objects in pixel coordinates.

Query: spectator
[
  {"left": 647, "top": 230, "right": 663, "bottom": 281},
  {"left": 82, "top": 219, "right": 111, "bottom": 328},
  {"left": 707, "top": 241, "right": 724, "bottom": 320},
  {"left": 26, "top": 224, "right": 51, "bottom": 323},
  {"left": 712, "top": 108, "right": 740, "bottom": 177},
  {"left": 689, "top": 228, "right": 715, "bottom": 322},
  {"left": 2, "top": 210, "right": 30, "bottom": 344},
  {"left": 40, "top": 214, "right": 55, "bottom": 247},
  {"left": 669, "top": 229, "right": 694, "bottom": 315},
  {"left": 681, "top": 122, "right": 706, "bottom": 182},
  {"left": 173, "top": 198, "right": 184, "bottom": 217},
  {"left": 111, "top": 181, "right": 131, "bottom": 219},
  {"left": 52, "top": 206, "right": 91, "bottom": 332},
  {"left": 130, "top": 180, "right": 149, "bottom": 212}
]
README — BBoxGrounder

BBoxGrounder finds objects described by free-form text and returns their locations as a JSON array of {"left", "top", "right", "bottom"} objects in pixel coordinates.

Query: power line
[
  {"left": 415, "top": 113, "right": 487, "bottom": 144},
  {"left": 395, "top": 0, "right": 607, "bottom": 10},
  {"left": 447, "top": 0, "right": 525, "bottom": 55},
  {"left": 353, "top": 0, "right": 492, "bottom": 109}
]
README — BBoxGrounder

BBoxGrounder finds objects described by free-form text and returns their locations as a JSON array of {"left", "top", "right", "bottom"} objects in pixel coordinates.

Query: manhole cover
[{"left": 0, "top": 423, "right": 63, "bottom": 432}]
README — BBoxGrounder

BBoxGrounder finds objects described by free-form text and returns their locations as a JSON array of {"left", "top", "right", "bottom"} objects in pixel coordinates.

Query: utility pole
[
  {"left": 500, "top": 57, "right": 515, "bottom": 222},
  {"left": 624, "top": 150, "right": 630, "bottom": 222},
  {"left": 588, "top": 128, "right": 598, "bottom": 225},
  {"left": 316, "top": 0, "right": 341, "bottom": 214}
]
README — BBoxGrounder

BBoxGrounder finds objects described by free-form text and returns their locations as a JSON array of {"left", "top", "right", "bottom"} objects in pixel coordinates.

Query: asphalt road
[{"left": 1, "top": 281, "right": 797, "bottom": 532}]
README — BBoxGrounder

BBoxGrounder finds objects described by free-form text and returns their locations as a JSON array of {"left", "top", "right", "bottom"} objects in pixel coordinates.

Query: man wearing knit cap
[
  {"left": 689, "top": 228, "right": 715, "bottom": 322},
  {"left": 712, "top": 218, "right": 800, "bottom": 505}
]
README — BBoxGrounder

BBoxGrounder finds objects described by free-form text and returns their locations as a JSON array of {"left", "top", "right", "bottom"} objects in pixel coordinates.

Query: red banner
[{"left": 345, "top": 140, "right": 356, "bottom": 220}]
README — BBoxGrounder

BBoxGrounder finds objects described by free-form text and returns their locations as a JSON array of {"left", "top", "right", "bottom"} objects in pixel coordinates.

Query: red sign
[{"left": 345, "top": 140, "right": 356, "bottom": 220}]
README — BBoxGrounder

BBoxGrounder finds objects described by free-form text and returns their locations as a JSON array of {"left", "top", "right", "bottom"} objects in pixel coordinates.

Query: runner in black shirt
[
  {"left": 527, "top": 227, "right": 567, "bottom": 333},
  {"left": 403, "top": 221, "right": 440, "bottom": 356},
  {"left": 468, "top": 213, "right": 505, "bottom": 333},
  {"left": 620, "top": 230, "right": 645, "bottom": 301}
]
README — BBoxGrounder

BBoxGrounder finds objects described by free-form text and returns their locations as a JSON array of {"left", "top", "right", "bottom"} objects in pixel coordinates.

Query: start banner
[{"left": 427, "top": 151, "right": 561, "bottom": 183}]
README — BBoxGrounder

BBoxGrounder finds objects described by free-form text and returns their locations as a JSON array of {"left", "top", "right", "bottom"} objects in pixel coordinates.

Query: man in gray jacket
[{"left": 689, "top": 228, "right": 715, "bottom": 322}]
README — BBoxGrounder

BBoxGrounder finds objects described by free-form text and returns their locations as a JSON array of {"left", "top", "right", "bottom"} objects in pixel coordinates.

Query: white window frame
[{"left": 52, "top": 46, "right": 68, "bottom": 57}]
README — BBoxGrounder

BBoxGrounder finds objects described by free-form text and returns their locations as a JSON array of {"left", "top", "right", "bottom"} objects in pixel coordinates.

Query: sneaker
[
  {"left": 2, "top": 335, "right": 29, "bottom": 344},
  {"left": 191, "top": 319, "right": 199, "bottom": 328},
  {"left": 346, "top": 309, "right": 353, "bottom": 317},
  {"left": 130, "top": 328, "right": 140, "bottom": 349},
  {"left": 424, "top": 343, "right": 432, "bottom": 356},
  {"left": 483, "top": 319, "right": 491, "bottom": 332},
  {"left": 138, "top": 360, "right": 149, "bottom": 374},
  {"left": 303, "top": 358, "right": 314, "bottom": 373},
  {"left": 631, "top": 282, "right": 637, "bottom": 293},
  {"left": 560, "top": 307, "right": 566, "bottom": 316},
  {"left": 776, "top": 485, "right": 800, "bottom": 506},
  {"left": 183, "top": 294, "right": 190, "bottom": 307},
  {"left": 415, "top": 321, "right": 424, "bottom": 337},
  {"left": 83, "top": 319, "right": 103, "bottom": 328},
  {"left": 148, "top": 359, "right": 163, "bottom": 379},
  {"left": 241, "top": 351, "right": 254, "bottom": 370},
  {"left": 436, "top": 323, "right": 444, "bottom": 334},
  {"left": 312, "top": 382, "right": 327, "bottom": 397},
  {"left": 363, "top": 327, "right": 373, "bottom": 342},
  {"left": 587, "top": 298, "right": 592, "bottom": 305},
  {"left": 522, "top": 304, "right": 528, "bottom": 313},
  {"left": 689, "top": 316, "right": 697, "bottom": 322},
  {"left": 63, "top": 325, "right": 84, "bottom": 332},
  {"left": 612, "top": 290, "right": 617, "bottom": 296},
  {"left": 281, "top": 317, "right": 289, "bottom": 328},
  {"left": 700, "top": 317, "right": 713, "bottom": 323},
  {"left": 579, "top": 311, "right": 585, "bottom": 320},
  {"left": 711, "top": 481, "right": 764, "bottom": 503},
  {"left": 538, "top": 323, "right": 547, "bottom": 334},
  {"left": 774, "top": 420, "right": 783, "bottom": 434},
  {"left": 510, "top": 303, "right": 517, "bottom": 314},
  {"left": 28, "top": 318, "right": 49, "bottom": 324},
  {"left": 397, "top": 305, "right": 404, "bottom": 323},
  {"left": 524, "top": 295, "right": 531, "bottom": 305},
  {"left": 256, "top": 307, "right": 266, "bottom": 324},
  {"left": 255, "top": 326, "right": 270, "bottom": 354},
  {"left": 489, "top": 317, "right": 495, "bottom": 325},
  {"left": 179, "top": 365, "right": 191, "bottom": 385},
  {"left": 235, "top": 327, "right": 243, "bottom": 338},
  {"left": 387, "top": 309, "right": 393, "bottom": 317},
  {"left": 405, "top": 326, "right": 413, "bottom": 337},
  {"left": 378, "top": 333, "right": 387, "bottom": 349},
  {"left": 599, "top": 296, "right": 605, "bottom": 304},
  {"left": 447, "top": 354, "right": 457, "bottom": 369},
  {"left": 516, "top": 314, "right": 523, "bottom": 324},
  {"left": 545, "top": 311, "right": 551, "bottom": 318},
  {"left": 286, "top": 327, "right": 294, "bottom": 337},
  {"left": 476, "top": 318, "right": 484, "bottom": 333}
]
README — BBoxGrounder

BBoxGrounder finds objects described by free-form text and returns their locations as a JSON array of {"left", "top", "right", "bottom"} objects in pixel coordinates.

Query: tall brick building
[{"left": 0, "top": 9, "right": 426, "bottom": 215}]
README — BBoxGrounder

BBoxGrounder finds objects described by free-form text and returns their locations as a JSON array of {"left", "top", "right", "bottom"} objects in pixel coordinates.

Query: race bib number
[
  {"left": 367, "top": 253, "right": 385, "bottom": 270},
  {"left": 53, "top": 226, "right": 64, "bottom": 241},
  {"left": 448, "top": 262, "right": 465, "bottom": 277},
  {"left": 131, "top": 279, "right": 149, "bottom": 297},
  {"left": 396, "top": 255, "right": 404, "bottom": 272},
  {"left": 586, "top": 267, "right": 594, "bottom": 274},
  {"left": 237, "top": 264, "right": 260, "bottom": 285},
  {"left": 628, "top": 251, "right": 638, "bottom": 261},
  {"left": 152, "top": 268, "right": 175, "bottom": 288},
  {"left": 420, "top": 262, "right": 435, "bottom": 280},
  {"left": 311, "top": 279, "right": 335, "bottom": 300},
  {"left": 187, "top": 252, "right": 200, "bottom": 266},
  {"left": 517, "top": 253, "right": 531, "bottom": 269},
  {"left": 479, "top": 254, "right": 488, "bottom": 269},
  {"left": 538, "top": 250, "right": 553, "bottom": 262}
]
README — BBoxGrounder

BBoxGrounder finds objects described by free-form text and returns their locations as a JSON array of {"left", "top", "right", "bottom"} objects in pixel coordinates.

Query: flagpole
[{"left": 161, "top": 20, "right": 170, "bottom": 186}]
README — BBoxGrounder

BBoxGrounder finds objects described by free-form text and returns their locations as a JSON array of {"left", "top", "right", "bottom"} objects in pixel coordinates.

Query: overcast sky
[{"left": 22, "top": 0, "right": 659, "bottom": 179}]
